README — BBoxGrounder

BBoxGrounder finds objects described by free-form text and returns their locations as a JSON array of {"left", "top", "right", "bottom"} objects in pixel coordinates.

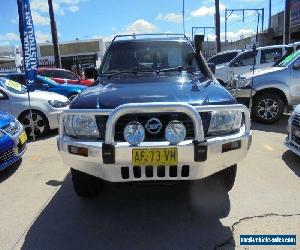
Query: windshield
[
  {"left": 276, "top": 50, "right": 300, "bottom": 67},
  {"left": 0, "top": 78, "right": 27, "bottom": 94},
  {"left": 101, "top": 41, "right": 201, "bottom": 75}
]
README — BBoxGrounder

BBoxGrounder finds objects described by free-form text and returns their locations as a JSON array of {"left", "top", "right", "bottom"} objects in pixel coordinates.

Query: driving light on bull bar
[
  {"left": 165, "top": 120, "right": 186, "bottom": 145},
  {"left": 123, "top": 121, "right": 145, "bottom": 146},
  {"left": 208, "top": 110, "right": 242, "bottom": 135}
]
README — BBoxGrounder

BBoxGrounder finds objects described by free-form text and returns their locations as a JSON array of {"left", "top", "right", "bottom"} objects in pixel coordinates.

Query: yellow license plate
[
  {"left": 132, "top": 148, "right": 178, "bottom": 165},
  {"left": 19, "top": 131, "right": 27, "bottom": 145}
]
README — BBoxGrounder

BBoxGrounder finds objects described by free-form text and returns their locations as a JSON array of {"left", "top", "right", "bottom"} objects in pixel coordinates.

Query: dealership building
[{"left": 37, "top": 38, "right": 106, "bottom": 70}]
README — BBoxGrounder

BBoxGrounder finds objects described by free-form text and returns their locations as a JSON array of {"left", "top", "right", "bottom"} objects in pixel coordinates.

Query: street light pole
[
  {"left": 182, "top": 0, "right": 186, "bottom": 35},
  {"left": 48, "top": 0, "right": 61, "bottom": 68}
]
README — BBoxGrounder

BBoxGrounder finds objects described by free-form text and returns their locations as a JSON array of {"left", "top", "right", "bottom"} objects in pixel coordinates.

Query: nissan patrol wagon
[{"left": 57, "top": 34, "right": 252, "bottom": 198}]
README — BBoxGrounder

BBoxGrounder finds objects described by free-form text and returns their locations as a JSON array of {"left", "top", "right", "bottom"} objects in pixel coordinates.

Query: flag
[{"left": 17, "top": 0, "right": 38, "bottom": 91}]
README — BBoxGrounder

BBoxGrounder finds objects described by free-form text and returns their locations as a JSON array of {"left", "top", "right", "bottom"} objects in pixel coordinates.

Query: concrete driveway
[{"left": 0, "top": 117, "right": 299, "bottom": 250}]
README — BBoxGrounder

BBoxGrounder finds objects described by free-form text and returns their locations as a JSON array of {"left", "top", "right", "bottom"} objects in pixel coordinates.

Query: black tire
[
  {"left": 19, "top": 110, "right": 49, "bottom": 138},
  {"left": 252, "top": 93, "right": 285, "bottom": 124},
  {"left": 212, "top": 164, "right": 237, "bottom": 192},
  {"left": 71, "top": 168, "right": 102, "bottom": 198}
]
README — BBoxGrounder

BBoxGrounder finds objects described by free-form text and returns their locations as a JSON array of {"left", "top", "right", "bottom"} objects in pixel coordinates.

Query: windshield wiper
[
  {"left": 107, "top": 67, "right": 139, "bottom": 79},
  {"left": 157, "top": 66, "right": 184, "bottom": 73}
]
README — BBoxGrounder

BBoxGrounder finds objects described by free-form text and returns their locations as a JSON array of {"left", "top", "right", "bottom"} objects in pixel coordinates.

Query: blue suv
[
  {"left": 57, "top": 34, "right": 252, "bottom": 198},
  {"left": 3, "top": 73, "right": 86, "bottom": 101},
  {"left": 0, "top": 111, "right": 27, "bottom": 171}
]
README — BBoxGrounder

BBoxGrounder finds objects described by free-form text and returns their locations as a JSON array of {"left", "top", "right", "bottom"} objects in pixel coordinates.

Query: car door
[
  {"left": 289, "top": 57, "right": 300, "bottom": 105},
  {"left": 0, "top": 88, "right": 12, "bottom": 113},
  {"left": 228, "top": 51, "right": 255, "bottom": 81},
  {"left": 259, "top": 48, "right": 283, "bottom": 69}
]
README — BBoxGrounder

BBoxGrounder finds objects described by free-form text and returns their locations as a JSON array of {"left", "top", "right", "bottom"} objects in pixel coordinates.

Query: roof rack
[{"left": 111, "top": 33, "right": 189, "bottom": 42}]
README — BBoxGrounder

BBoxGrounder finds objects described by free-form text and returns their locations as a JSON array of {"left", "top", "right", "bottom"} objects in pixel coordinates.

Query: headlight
[
  {"left": 63, "top": 115, "right": 99, "bottom": 138},
  {"left": 237, "top": 77, "right": 252, "bottom": 88},
  {"left": 48, "top": 100, "right": 69, "bottom": 108},
  {"left": 123, "top": 121, "right": 145, "bottom": 146},
  {"left": 165, "top": 120, "right": 186, "bottom": 145},
  {"left": 208, "top": 110, "right": 242, "bottom": 135}
]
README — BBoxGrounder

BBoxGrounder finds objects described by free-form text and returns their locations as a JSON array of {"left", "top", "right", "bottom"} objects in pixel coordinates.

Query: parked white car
[
  {"left": 285, "top": 105, "right": 300, "bottom": 156},
  {"left": 0, "top": 78, "right": 69, "bottom": 137},
  {"left": 215, "top": 45, "right": 292, "bottom": 85}
]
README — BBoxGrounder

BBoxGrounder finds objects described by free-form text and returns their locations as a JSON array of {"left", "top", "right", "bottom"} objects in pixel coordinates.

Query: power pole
[
  {"left": 48, "top": 0, "right": 61, "bottom": 68},
  {"left": 215, "top": 0, "right": 221, "bottom": 52},
  {"left": 284, "top": 0, "right": 290, "bottom": 44},
  {"left": 268, "top": 0, "right": 272, "bottom": 30}
]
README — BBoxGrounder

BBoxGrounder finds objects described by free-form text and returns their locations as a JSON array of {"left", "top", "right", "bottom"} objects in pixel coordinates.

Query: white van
[{"left": 215, "top": 45, "right": 292, "bottom": 84}]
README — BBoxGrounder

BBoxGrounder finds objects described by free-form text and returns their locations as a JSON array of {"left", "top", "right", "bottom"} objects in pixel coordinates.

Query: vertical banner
[
  {"left": 17, "top": 0, "right": 38, "bottom": 89},
  {"left": 291, "top": 0, "right": 300, "bottom": 28},
  {"left": 17, "top": 0, "right": 38, "bottom": 140}
]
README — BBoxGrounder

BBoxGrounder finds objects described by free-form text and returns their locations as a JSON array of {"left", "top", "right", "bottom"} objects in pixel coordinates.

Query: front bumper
[
  {"left": 285, "top": 138, "right": 300, "bottom": 157},
  {"left": 0, "top": 126, "right": 27, "bottom": 171},
  {"left": 57, "top": 103, "right": 252, "bottom": 182},
  {"left": 48, "top": 110, "right": 64, "bottom": 130}
]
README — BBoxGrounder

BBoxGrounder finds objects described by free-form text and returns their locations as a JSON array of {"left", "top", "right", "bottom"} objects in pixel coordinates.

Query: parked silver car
[{"left": 229, "top": 50, "right": 300, "bottom": 123}]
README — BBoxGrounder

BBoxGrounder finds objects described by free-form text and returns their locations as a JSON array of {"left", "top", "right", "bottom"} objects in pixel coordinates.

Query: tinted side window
[
  {"left": 54, "top": 70, "right": 79, "bottom": 80},
  {"left": 208, "top": 52, "right": 237, "bottom": 65},
  {"left": 261, "top": 48, "right": 282, "bottom": 64},
  {"left": 236, "top": 51, "right": 255, "bottom": 66},
  {"left": 39, "top": 71, "right": 53, "bottom": 77}
]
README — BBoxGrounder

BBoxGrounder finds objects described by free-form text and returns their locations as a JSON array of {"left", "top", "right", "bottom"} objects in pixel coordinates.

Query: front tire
[
  {"left": 212, "top": 164, "right": 237, "bottom": 192},
  {"left": 71, "top": 168, "right": 103, "bottom": 198},
  {"left": 253, "top": 93, "right": 285, "bottom": 123},
  {"left": 19, "top": 110, "right": 49, "bottom": 138}
]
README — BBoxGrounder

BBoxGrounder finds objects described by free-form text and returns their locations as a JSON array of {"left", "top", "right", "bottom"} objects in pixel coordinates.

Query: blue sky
[{"left": 0, "top": 0, "right": 285, "bottom": 45}]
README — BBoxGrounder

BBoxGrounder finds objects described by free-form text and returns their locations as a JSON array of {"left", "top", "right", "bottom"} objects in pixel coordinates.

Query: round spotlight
[
  {"left": 123, "top": 121, "right": 145, "bottom": 146},
  {"left": 165, "top": 120, "right": 186, "bottom": 145}
]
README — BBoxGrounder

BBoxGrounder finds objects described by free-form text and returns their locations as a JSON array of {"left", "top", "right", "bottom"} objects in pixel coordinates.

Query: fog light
[
  {"left": 165, "top": 120, "right": 186, "bottom": 145},
  {"left": 222, "top": 140, "right": 241, "bottom": 153},
  {"left": 123, "top": 121, "right": 145, "bottom": 146},
  {"left": 68, "top": 145, "right": 88, "bottom": 157}
]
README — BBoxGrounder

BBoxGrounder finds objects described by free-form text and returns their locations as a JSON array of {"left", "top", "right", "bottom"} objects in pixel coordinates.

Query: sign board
[{"left": 290, "top": 0, "right": 300, "bottom": 27}]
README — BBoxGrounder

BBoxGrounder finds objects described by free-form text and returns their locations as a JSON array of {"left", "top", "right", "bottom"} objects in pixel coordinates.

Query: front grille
[
  {"left": 0, "top": 149, "right": 15, "bottom": 165},
  {"left": 113, "top": 112, "right": 211, "bottom": 142},
  {"left": 121, "top": 165, "right": 190, "bottom": 180},
  {"left": 292, "top": 114, "right": 300, "bottom": 145},
  {"left": 3, "top": 123, "right": 20, "bottom": 136},
  {"left": 292, "top": 114, "right": 300, "bottom": 129}
]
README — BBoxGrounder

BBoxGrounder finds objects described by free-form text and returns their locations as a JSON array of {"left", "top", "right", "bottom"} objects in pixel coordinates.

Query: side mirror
[
  {"left": 207, "top": 63, "right": 216, "bottom": 74},
  {"left": 293, "top": 62, "right": 300, "bottom": 70}
]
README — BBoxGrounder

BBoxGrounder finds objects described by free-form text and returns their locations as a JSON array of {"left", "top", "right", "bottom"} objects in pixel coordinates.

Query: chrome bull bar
[{"left": 59, "top": 102, "right": 251, "bottom": 144}]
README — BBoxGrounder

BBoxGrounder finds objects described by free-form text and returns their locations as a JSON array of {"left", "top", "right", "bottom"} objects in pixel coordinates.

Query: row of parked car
[
  {"left": 207, "top": 42, "right": 300, "bottom": 124},
  {"left": 207, "top": 42, "right": 300, "bottom": 157},
  {"left": 0, "top": 68, "right": 94, "bottom": 172}
]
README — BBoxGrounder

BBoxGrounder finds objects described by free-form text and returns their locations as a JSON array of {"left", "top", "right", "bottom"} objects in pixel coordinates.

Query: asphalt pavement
[{"left": 0, "top": 116, "right": 299, "bottom": 250}]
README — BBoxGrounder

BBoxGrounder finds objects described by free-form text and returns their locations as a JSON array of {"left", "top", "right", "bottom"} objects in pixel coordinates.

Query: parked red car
[{"left": 37, "top": 68, "right": 94, "bottom": 86}]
